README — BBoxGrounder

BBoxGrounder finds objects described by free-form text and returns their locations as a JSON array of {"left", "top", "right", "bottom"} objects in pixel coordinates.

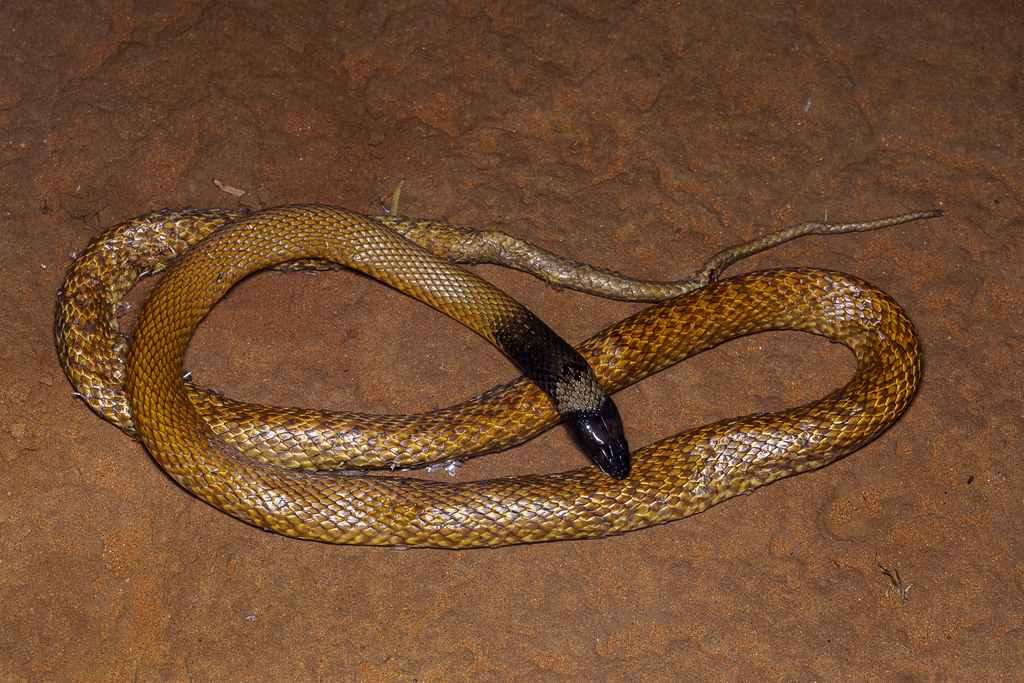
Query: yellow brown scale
[{"left": 72, "top": 204, "right": 923, "bottom": 547}]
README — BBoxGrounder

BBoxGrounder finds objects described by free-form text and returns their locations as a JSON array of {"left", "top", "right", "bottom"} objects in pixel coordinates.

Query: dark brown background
[{"left": 2, "top": 1, "right": 1021, "bottom": 681}]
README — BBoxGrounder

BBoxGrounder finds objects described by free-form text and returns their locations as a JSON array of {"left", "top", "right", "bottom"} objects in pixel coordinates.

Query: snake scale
[{"left": 56, "top": 204, "right": 932, "bottom": 547}]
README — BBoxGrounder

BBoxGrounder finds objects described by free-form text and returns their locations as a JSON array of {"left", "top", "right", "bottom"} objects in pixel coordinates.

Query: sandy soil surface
[{"left": 2, "top": 1, "right": 1021, "bottom": 681}]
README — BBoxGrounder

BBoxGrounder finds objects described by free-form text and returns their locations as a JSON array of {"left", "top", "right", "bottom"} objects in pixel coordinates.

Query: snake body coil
[{"left": 57, "top": 204, "right": 922, "bottom": 547}]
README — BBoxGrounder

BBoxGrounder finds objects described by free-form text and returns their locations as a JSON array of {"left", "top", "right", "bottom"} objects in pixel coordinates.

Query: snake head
[{"left": 565, "top": 399, "right": 631, "bottom": 480}]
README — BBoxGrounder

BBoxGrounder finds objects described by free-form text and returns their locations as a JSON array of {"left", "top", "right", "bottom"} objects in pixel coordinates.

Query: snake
[{"left": 55, "top": 204, "right": 934, "bottom": 547}]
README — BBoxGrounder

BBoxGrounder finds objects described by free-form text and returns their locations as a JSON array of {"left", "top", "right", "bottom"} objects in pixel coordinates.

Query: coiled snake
[{"left": 55, "top": 204, "right": 937, "bottom": 547}]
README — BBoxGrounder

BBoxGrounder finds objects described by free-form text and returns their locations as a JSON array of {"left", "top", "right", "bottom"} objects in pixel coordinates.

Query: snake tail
[{"left": 60, "top": 203, "right": 923, "bottom": 547}]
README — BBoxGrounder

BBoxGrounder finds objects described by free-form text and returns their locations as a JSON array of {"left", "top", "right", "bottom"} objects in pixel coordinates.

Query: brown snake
[{"left": 56, "top": 204, "right": 937, "bottom": 547}]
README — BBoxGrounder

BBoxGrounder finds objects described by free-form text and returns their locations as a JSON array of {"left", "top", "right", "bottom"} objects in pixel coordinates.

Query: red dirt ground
[{"left": 2, "top": 1, "right": 1021, "bottom": 681}]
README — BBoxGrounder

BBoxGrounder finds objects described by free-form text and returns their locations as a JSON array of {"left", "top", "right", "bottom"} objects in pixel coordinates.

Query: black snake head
[{"left": 565, "top": 399, "right": 631, "bottom": 480}]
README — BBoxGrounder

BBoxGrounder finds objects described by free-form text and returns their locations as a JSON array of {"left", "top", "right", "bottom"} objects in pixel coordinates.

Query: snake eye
[{"left": 564, "top": 399, "right": 630, "bottom": 479}]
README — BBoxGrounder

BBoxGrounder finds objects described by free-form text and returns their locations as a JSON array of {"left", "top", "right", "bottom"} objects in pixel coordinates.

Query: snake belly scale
[{"left": 59, "top": 204, "right": 921, "bottom": 547}]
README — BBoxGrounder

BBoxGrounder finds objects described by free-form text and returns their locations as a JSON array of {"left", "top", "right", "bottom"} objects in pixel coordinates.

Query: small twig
[
  {"left": 876, "top": 556, "right": 913, "bottom": 604},
  {"left": 389, "top": 179, "right": 405, "bottom": 216},
  {"left": 213, "top": 179, "right": 246, "bottom": 197}
]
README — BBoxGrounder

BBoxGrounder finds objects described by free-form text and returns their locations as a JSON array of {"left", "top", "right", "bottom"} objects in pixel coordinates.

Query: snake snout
[{"left": 565, "top": 399, "right": 631, "bottom": 479}]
